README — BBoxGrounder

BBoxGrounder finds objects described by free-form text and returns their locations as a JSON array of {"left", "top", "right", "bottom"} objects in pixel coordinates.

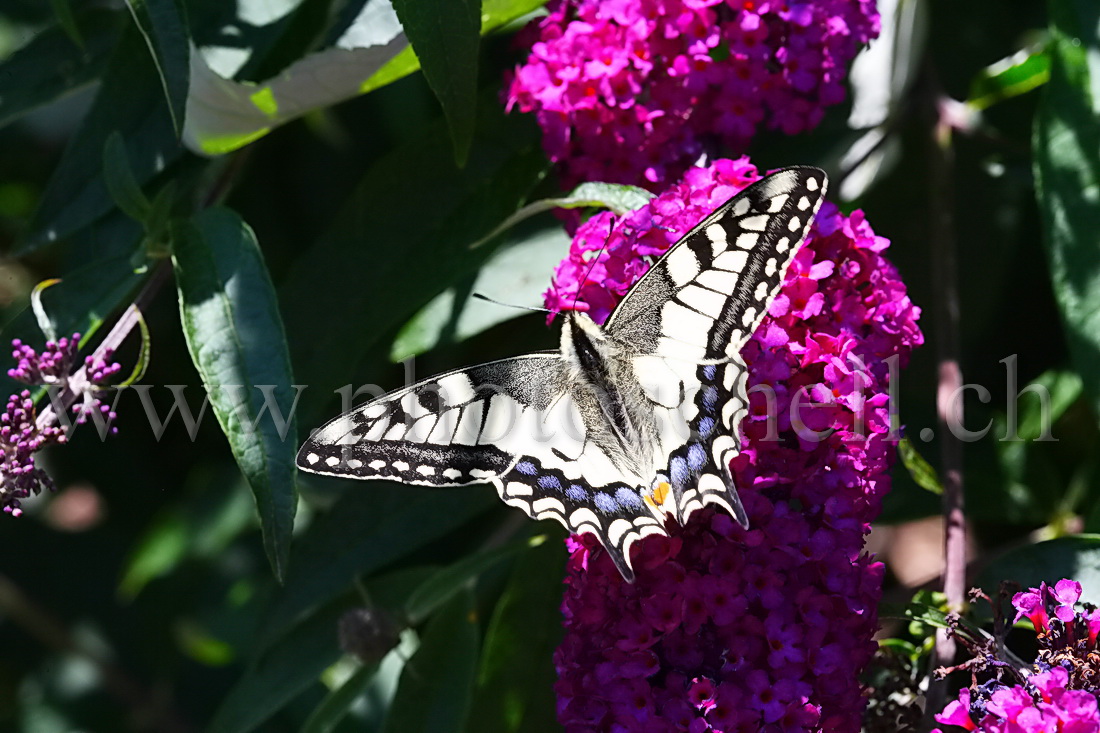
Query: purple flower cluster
[
  {"left": 550, "top": 158, "right": 922, "bottom": 731},
  {"left": 934, "top": 580, "right": 1100, "bottom": 732},
  {"left": 8, "top": 335, "right": 79, "bottom": 384},
  {"left": 0, "top": 391, "right": 65, "bottom": 516},
  {"left": 1, "top": 333, "right": 122, "bottom": 515},
  {"left": 506, "top": 0, "right": 879, "bottom": 190}
]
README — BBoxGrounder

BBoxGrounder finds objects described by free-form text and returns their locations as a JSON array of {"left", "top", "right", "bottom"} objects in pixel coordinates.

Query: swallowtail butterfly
[{"left": 298, "top": 167, "right": 827, "bottom": 581}]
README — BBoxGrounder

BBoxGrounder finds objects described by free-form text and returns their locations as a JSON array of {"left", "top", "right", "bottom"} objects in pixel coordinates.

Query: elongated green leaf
[
  {"left": 969, "top": 44, "right": 1051, "bottom": 110},
  {"left": 208, "top": 597, "right": 349, "bottom": 733},
  {"left": 469, "top": 182, "right": 653, "bottom": 250},
  {"left": 897, "top": 438, "right": 943, "bottom": 495},
  {"left": 49, "top": 0, "right": 84, "bottom": 49},
  {"left": 183, "top": 24, "right": 408, "bottom": 155},
  {"left": 391, "top": 224, "right": 568, "bottom": 361},
  {"left": 391, "top": 0, "right": 480, "bottom": 166},
  {"left": 302, "top": 663, "right": 378, "bottom": 733},
  {"left": 977, "top": 535, "right": 1100, "bottom": 607},
  {"left": 280, "top": 97, "right": 546, "bottom": 424},
  {"left": 103, "top": 132, "right": 152, "bottom": 222},
  {"left": 125, "top": 0, "right": 190, "bottom": 135},
  {"left": 405, "top": 535, "right": 542, "bottom": 625},
  {"left": 360, "top": 0, "right": 546, "bottom": 94},
  {"left": 184, "top": 0, "right": 547, "bottom": 155},
  {"left": 382, "top": 589, "right": 479, "bottom": 733},
  {"left": 215, "top": 567, "right": 430, "bottom": 733},
  {"left": 1034, "top": 0, "right": 1100, "bottom": 421},
  {"left": 467, "top": 534, "right": 564, "bottom": 733},
  {"left": 173, "top": 207, "right": 299, "bottom": 582},
  {"left": 25, "top": 26, "right": 180, "bottom": 251},
  {"left": 118, "top": 471, "right": 255, "bottom": 599},
  {"left": 0, "top": 10, "right": 124, "bottom": 130},
  {"left": 258, "top": 486, "right": 495, "bottom": 648}
]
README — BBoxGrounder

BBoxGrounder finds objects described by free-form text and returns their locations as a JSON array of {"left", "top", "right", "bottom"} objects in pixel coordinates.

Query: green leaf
[
  {"left": 381, "top": 589, "right": 479, "bottom": 733},
  {"left": 969, "top": 44, "right": 1051, "bottom": 111},
  {"left": 173, "top": 207, "right": 299, "bottom": 582},
  {"left": 118, "top": 470, "right": 255, "bottom": 599},
  {"left": 468, "top": 181, "right": 653, "bottom": 250},
  {"left": 897, "top": 437, "right": 943, "bottom": 495},
  {"left": 258, "top": 486, "right": 495, "bottom": 648},
  {"left": 183, "top": 18, "right": 408, "bottom": 155},
  {"left": 215, "top": 567, "right": 430, "bottom": 733},
  {"left": 404, "top": 535, "right": 543, "bottom": 625},
  {"left": 1034, "top": 0, "right": 1100, "bottom": 423},
  {"left": 49, "top": 0, "right": 84, "bottom": 49},
  {"left": 301, "top": 663, "right": 378, "bottom": 733},
  {"left": 466, "top": 533, "right": 564, "bottom": 733},
  {"left": 279, "top": 97, "right": 546, "bottom": 423},
  {"left": 0, "top": 10, "right": 124, "bottom": 130},
  {"left": 350, "top": 0, "right": 546, "bottom": 95},
  {"left": 25, "top": 25, "right": 180, "bottom": 251},
  {"left": 391, "top": 0, "right": 481, "bottom": 166},
  {"left": 208, "top": 597, "right": 351, "bottom": 733},
  {"left": 102, "top": 131, "right": 152, "bottom": 222},
  {"left": 977, "top": 535, "right": 1100, "bottom": 607},
  {"left": 391, "top": 224, "right": 569, "bottom": 362},
  {"left": 183, "top": 0, "right": 546, "bottom": 154},
  {"left": 124, "top": 0, "right": 191, "bottom": 135}
]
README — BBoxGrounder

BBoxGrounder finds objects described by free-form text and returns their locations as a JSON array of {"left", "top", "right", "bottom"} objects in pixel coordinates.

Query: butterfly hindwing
[
  {"left": 496, "top": 456, "right": 664, "bottom": 582},
  {"left": 607, "top": 168, "right": 828, "bottom": 524},
  {"left": 298, "top": 353, "right": 666, "bottom": 578}
]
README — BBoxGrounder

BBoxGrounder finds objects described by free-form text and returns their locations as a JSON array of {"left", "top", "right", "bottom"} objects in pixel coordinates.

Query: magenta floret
[
  {"left": 550, "top": 158, "right": 923, "bottom": 731},
  {"left": 507, "top": 0, "right": 880, "bottom": 190}
]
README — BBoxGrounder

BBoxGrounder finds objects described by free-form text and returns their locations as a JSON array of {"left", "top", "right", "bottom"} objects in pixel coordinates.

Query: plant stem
[
  {"left": 924, "top": 72, "right": 969, "bottom": 723},
  {"left": 35, "top": 261, "right": 171, "bottom": 432}
]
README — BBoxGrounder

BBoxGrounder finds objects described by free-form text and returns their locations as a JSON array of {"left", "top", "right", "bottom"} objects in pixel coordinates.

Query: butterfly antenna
[
  {"left": 570, "top": 224, "right": 618, "bottom": 314},
  {"left": 471, "top": 292, "right": 554, "bottom": 316}
]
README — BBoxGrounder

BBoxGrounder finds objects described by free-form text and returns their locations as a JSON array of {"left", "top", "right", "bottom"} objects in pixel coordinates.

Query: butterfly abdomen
[{"left": 561, "top": 313, "right": 661, "bottom": 484}]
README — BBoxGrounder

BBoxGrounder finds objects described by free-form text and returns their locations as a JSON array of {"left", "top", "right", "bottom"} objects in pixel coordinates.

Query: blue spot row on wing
[{"left": 509, "top": 457, "right": 645, "bottom": 516}]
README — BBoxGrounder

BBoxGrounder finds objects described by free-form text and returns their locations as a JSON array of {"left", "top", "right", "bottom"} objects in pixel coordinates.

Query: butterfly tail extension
[{"left": 495, "top": 457, "right": 671, "bottom": 583}]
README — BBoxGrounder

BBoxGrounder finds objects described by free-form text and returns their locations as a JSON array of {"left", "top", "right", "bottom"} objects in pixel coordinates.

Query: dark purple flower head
[
  {"left": 507, "top": 0, "right": 879, "bottom": 190},
  {"left": 551, "top": 159, "right": 922, "bottom": 731}
]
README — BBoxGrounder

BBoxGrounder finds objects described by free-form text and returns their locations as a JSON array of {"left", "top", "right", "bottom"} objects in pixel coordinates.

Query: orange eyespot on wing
[{"left": 646, "top": 481, "right": 671, "bottom": 510}]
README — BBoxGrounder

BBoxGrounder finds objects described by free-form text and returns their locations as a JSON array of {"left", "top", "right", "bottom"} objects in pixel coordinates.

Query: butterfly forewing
[{"left": 605, "top": 168, "right": 828, "bottom": 527}]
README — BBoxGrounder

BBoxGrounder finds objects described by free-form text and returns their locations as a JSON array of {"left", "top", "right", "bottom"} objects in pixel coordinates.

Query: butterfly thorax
[{"left": 561, "top": 312, "right": 659, "bottom": 485}]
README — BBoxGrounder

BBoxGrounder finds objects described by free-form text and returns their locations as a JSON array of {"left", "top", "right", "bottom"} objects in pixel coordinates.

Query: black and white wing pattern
[
  {"left": 298, "top": 354, "right": 669, "bottom": 580},
  {"left": 298, "top": 167, "right": 828, "bottom": 582},
  {"left": 605, "top": 167, "right": 828, "bottom": 527}
]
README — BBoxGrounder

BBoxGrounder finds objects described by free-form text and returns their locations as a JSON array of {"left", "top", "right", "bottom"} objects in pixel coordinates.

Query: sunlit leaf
[
  {"left": 391, "top": 224, "right": 568, "bottom": 361},
  {"left": 969, "top": 44, "right": 1051, "bottom": 111},
  {"left": 468, "top": 181, "right": 652, "bottom": 250}
]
